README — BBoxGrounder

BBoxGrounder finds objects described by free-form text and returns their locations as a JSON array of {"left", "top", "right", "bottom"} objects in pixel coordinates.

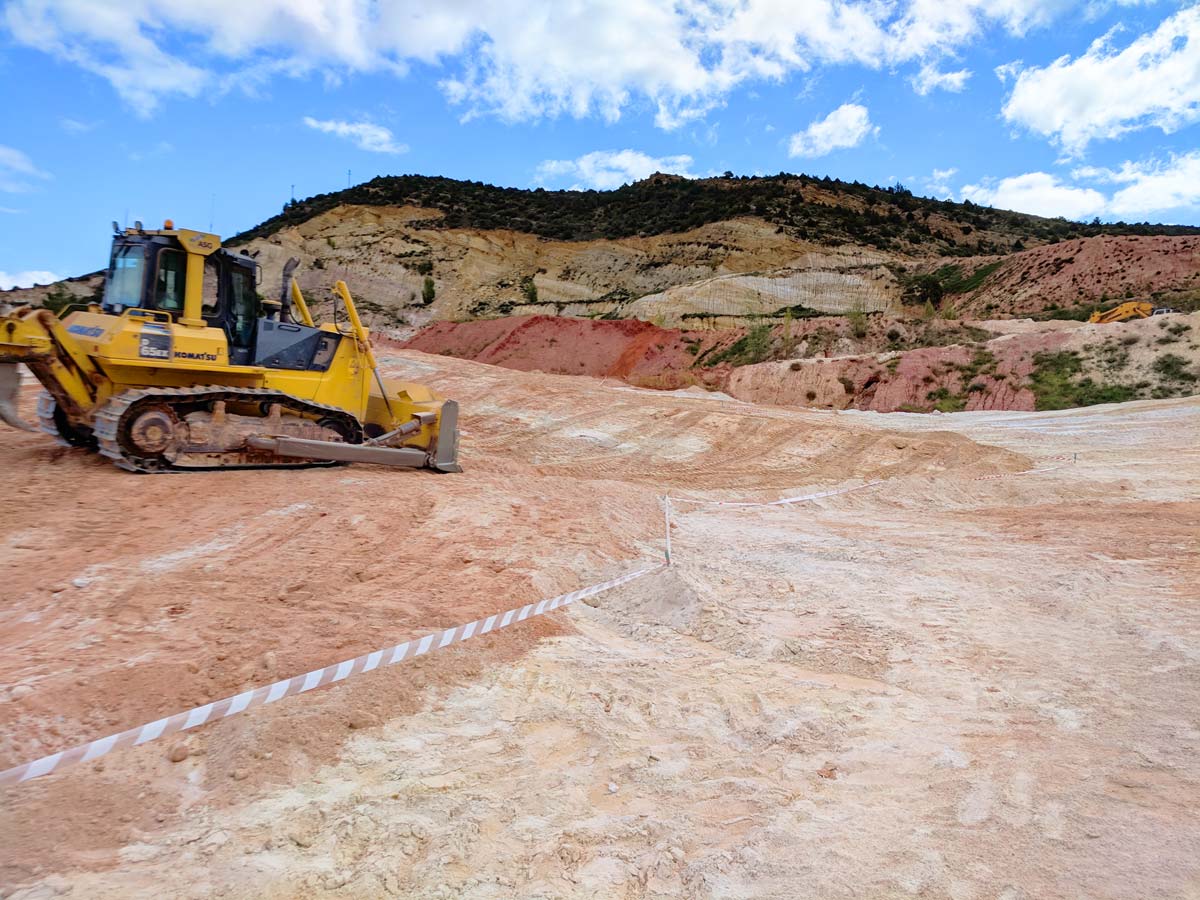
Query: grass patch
[
  {"left": 702, "top": 323, "right": 774, "bottom": 367},
  {"left": 925, "top": 386, "right": 966, "bottom": 412},
  {"left": 931, "top": 260, "right": 1003, "bottom": 295},
  {"left": 1029, "top": 350, "right": 1136, "bottom": 410},
  {"left": 954, "top": 348, "right": 997, "bottom": 381},
  {"left": 847, "top": 308, "right": 869, "bottom": 339},
  {"left": 773, "top": 304, "right": 827, "bottom": 319},
  {"left": 1151, "top": 353, "right": 1198, "bottom": 384}
]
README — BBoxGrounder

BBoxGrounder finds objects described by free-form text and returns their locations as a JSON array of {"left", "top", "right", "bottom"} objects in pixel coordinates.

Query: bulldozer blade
[
  {"left": 246, "top": 434, "right": 432, "bottom": 468},
  {"left": 0, "top": 364, "right": 36, "bottom": 432},
  {"left": 432, "top": 400, "right": 462, "bottom": 473}
]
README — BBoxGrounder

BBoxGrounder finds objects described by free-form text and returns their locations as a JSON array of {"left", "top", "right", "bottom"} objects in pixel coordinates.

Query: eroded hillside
[
  {"left": 958, "top": 235, "right": 1200, "bottom": 318},
  {"left": 404, "top": 311, "right": 1200, "bottom": 413},
  {"left": 239, "top": 205, "right": 907, "bottom": 327}
]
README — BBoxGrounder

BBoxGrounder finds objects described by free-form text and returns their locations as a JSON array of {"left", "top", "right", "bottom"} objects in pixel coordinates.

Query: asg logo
[{"left": 189, "top": 236, "right": 215, "bottom": 250}]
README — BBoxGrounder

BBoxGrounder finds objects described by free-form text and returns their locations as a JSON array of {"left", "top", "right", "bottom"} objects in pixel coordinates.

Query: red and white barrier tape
[{"left": 0, "top": 564, "right": 665, "bottom": 787}]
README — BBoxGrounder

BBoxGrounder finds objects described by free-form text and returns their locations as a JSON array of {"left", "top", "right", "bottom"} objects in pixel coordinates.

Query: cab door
[{"left": 225, "top": 264, "right": 258, "bottom": 366}]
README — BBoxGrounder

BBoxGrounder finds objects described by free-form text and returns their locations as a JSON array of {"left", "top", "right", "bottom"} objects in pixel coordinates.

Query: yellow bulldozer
[
  {"left": 1087, "top": 301, "right": 1175, "bottom": 324},
  {"left": 0, "top": 221, "right": 460, "bottom": 473}
]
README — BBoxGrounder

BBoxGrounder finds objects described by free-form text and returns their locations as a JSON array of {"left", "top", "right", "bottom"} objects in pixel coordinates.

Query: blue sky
[{"left": 2, "top": 1, "right": 1199, "bottom": 287}]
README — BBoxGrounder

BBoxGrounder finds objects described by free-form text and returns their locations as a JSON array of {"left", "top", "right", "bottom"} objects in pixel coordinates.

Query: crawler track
[{"left": 92, "top": 385, "right": 362, "bottom": 472}]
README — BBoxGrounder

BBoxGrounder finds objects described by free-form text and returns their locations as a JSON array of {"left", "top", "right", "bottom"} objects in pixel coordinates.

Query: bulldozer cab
[
  {"left": 101, "top": 226, "right": 341, "bottom": 372},
  {"left": 102, "top": 229, "right": 261, "bottom": 364}
]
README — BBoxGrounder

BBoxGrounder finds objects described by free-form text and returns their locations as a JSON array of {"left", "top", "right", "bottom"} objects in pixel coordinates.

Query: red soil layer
[
  {"left": 400, "top": 314, "right": 1053, "bottom": 411},
  {"left": 402, "top": 316, "right": 732, "bottom": 384},
  {"left": 728, "top": 333, "right": 1071, "bottom": 413}
]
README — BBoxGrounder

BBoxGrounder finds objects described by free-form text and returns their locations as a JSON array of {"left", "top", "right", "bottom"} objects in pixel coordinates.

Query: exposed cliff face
[
  {"left": 238, "top": 210, "right": 1200, "bottom": 328},
  {"left": 219, "top": 173, "right": 1199, "bottom": 326},
  {"left": 238, "top": 205, "right": 911, "bottom": 327},
  {"left": 0, "top": 273, "right": 102, "bottom": 312}
]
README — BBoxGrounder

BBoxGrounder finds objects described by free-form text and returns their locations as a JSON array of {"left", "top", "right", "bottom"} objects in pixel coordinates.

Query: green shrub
[
  {"left": 41, "top": 285, "right": 76, "bottom": 315},
  {"left": 956, "top": 349, "right": 996, "bottom": 380},
  {"left": 847, "top": 309, "right": 868, "bottom": 339},
  {"left": 1152, "top": 353, "right": 1197, "bottom": 383},
  {"left": 925, "top": 386, "right": 966, "bottom": 412},
  {"left": 704, "top": 323, "right": 774, "bottom": 367},
  {"left": 421, "top": 276, "right": 436, "bottom": 305},
  {"left": 1029, "top": 351, "right": 1136, "bottom": 409},
  {"left": 906, "top": 274, "right": 944, "bottom": 308},
  {"left": 520, "top": 275, "right": 538, "bottom": 303},
  {"left": 934, "top": 260, "right": 1002, "bottom": 294}
]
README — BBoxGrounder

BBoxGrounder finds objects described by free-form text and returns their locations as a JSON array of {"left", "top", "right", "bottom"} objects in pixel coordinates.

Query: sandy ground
[{"left": 1, "top": 353, "right": 1198, "bottom": 899}]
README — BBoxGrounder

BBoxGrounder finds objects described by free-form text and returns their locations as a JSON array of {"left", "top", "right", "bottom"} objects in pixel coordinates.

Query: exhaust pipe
[
  {"left": 279, "top": 258, "right": 300, "bottom": 323},
  {"left": 0, "top": 364, "right": 36, "bottom": 432}
]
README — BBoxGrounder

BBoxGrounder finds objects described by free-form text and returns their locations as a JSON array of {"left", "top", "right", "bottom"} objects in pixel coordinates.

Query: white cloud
[
  {"left": 925, "top": 167, "right": 958, "bottom": 197},
  {"left": 1074, "top": 151, "right": 1200, "bottom": 217},
  {"left": 302, "top": 117, "right": 407, "bottom": 154},
  {"left": 961, "top": 172, "right": 1106, "bottom": 219},
  {"left": 2, "top": 0, "right": 1084, "bottom": 126},
  {"left": 59, "top": 117, "right": 96, "bottom": 134},
  {"left": 535, "top": 149, "right": 695, "bottom": 190},
  {"left": 0, "top": 270, "right": 61, "bottom": 290},
  {"left": 994, "top": 60, "right": 1023, "bottom": 83},
  {"left": 911, "top": 62, "right": 971, "bottom": 95},
  {"left": 1002, "top": 6, "right": 1200, "bottom": 154},
  {"left": 966, "top": 152, "right": 1200, "bottom": 220},
  {"left": 0, "top": 145, "right": 50, "bottom": 193},
  {"left": 128, "top": 140, "right": 173, "bottom": 162},
  {"left": 788, "top": 103, "right": 877, "bottom": 158}
]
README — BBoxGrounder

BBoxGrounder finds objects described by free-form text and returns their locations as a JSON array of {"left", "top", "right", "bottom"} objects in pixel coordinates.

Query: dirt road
[{"left": 1, "top": 354, "right": 1197, "bottom": 898}]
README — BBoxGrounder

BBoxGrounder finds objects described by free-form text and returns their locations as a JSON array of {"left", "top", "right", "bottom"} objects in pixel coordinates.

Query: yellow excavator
[
  {"left": 1087, "top": 301, "right": 1175, "bottom": 324},
  {"left": 0, "top": 221, "right": 460, "bottom": 473}
]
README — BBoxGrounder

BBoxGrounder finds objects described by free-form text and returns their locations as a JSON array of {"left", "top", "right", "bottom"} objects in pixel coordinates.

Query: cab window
[
  {"left": 106, "top": 245, "right": 145, "bottom": 309},
  {"left": 202, "top": 258, "right": 220, "bottom": 319},
  {"left": 228, "top": 266, "right": 257, "bottom": 348},
  {"left": 154, "top": 249, "right": 187, "bottom": 312}
]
